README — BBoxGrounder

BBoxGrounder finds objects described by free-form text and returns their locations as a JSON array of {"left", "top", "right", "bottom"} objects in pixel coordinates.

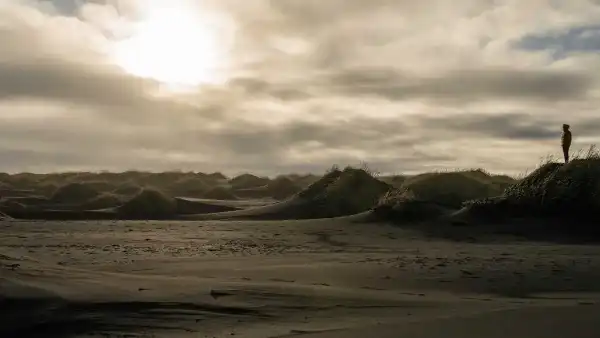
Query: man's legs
[{"left": 563, "top": 146, "right": 570, "bottom": 163}]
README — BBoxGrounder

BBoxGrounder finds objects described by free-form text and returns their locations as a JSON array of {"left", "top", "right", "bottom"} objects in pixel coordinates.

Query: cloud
[
  {"left": 226, "top": 77, "right": 312, "bottom": 101},
  {"left": 420, "top": 113, "right": 560, "bottom": 141},
  {"left": 0, "top": 58, "right": 150, "bottom": 107},
  {"left": 1, "top": 0, "right": 600, "bottom": 175},
  {"left": 0, "top": 7, "right": 229, "bottom": 127},
  {"left": 325, "top": 67, "right": 594, "bottom": 103},
  {"left": 0, "top": 57, "right": 228, "bottom": 126}
]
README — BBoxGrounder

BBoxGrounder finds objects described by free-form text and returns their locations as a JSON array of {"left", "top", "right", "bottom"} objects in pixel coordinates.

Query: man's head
[{"left": 563, "top": 124, "right": 570, "bottom": 132}]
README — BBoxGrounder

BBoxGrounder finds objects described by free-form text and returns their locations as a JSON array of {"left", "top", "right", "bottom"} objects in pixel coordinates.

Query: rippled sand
[{"left": 2, "top": 219, "right": 600, "bottom": 337}]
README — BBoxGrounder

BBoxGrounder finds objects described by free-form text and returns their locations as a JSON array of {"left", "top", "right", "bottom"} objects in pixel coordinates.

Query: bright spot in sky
[{"left": 113, "top": 0, "right": 232, "bottom": 89}]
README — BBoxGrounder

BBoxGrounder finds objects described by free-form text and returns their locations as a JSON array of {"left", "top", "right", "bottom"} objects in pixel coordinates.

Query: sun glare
[{"left": 113, "top": 0, "right": 231, "bottom": 89}]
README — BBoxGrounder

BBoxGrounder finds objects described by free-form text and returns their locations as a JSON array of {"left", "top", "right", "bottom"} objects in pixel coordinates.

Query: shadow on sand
[{"left": 1, "top": 297, "right": 267, "bottom": 337}]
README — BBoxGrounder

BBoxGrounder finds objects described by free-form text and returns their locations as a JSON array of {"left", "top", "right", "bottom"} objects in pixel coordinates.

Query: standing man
[{"left": 561, "top": 124, "right": 572, "bottom": 163}]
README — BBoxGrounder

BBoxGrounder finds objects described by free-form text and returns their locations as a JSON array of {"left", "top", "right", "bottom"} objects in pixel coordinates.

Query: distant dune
[
  {"left": 184, "top": 167, "right": 390, "bottom": 220},
  {"left": 0, "top": 155, "right": 599, "bottom": 240}
]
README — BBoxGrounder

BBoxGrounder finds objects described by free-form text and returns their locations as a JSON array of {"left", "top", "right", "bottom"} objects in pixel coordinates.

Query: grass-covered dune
[
  {"left": 372, "top": 169, "right": 517, "bottom": 222},
  {"left": 184, "top": 166, "right": 393, "bottom": 220},
  {"left": 456, "top": 153, "right": 600, "bottom": 237},
  {"left": 370, "top": 149, "right": 600, "bottom": 239}
]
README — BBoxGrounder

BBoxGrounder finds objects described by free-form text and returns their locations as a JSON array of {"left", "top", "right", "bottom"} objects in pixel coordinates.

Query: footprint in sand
[
  {"left": 461, "top": 296, "right": 493, "bottom": 302},
  {"left": 210, "top": 289, "right": 234, "bottom": 299},
  {"left": 5, "top": 263, "right": 20, "bottom": 270},
  {"left": 360, "top": 286, "right": 385, "bottom": 291}
]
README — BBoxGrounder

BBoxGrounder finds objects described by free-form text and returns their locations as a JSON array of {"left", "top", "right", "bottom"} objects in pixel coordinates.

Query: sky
[{"left": 1, "top": 0, "right": 600, "bottom": 176}]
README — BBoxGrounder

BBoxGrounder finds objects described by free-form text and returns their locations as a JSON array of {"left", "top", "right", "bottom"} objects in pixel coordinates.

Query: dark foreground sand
[{"left": 1, "top": 218, "right": 600, "bottom": 337}]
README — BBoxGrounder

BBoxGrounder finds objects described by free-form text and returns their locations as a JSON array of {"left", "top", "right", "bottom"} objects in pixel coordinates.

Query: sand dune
[
  {"left": 0, "top": 166, "right": 525, "bottom": 223},
  {"left": 2, "top": 218, "right": 600, "bottom": 337},
  {"left": 2, "top": 163, "right": 600, "bottom": 337},
  {"left": 184, "top": 168, "right": 391, "bottom": 221},
  {"left": 0, "top": 195, "right": 269, "bottom": 221}
]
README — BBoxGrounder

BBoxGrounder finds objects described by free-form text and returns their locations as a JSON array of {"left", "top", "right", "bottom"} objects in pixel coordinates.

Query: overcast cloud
[{"left": 1, "top": 0, "right": 600, "bottom": 175}]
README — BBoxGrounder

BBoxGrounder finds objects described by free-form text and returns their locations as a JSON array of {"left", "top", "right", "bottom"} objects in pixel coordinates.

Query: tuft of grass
[{"left": 357, "top": 161, "right": 381, "bottom": 177}]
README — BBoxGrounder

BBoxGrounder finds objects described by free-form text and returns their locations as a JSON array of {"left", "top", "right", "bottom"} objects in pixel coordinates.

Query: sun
[{"left": 113, "top": 0, "right": 231, "bottom": 89}]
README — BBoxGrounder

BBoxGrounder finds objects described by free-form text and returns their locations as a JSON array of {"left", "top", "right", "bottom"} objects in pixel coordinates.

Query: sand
[{"left": 1, "top": 218, "right": 600, "bottom": 337}]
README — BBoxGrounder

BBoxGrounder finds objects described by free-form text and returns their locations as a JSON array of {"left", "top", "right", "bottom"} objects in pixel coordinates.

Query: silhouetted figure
[{"left": 561, "top": 124, "right": 572, "bottom": 163}]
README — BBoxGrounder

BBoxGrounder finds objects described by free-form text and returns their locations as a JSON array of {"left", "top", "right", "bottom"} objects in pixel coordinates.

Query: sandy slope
[
  {"left": 181, "top": 199, "right": 305, "bottom": 220},
  {"left": 177, "top": 197, "right": 276, "bottom": 209},
  {"left": 1, "top": 218, "right": 600, "bottom": 337}
]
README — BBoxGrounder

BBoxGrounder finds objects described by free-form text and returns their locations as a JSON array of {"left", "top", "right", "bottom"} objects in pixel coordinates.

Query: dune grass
[
  {"left": 296, "top": 166, "right": 391, "bottom": 218},
  {"left": 465, "top": 146, "right": 600, "bottom": 226}
]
